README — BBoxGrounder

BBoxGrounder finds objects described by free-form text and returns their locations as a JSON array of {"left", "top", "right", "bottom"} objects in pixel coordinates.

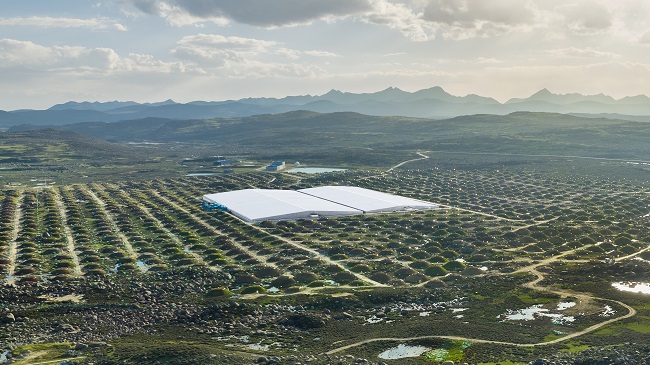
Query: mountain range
[{"left": 3, "top": 87, "right": 650, "bottom": 128}]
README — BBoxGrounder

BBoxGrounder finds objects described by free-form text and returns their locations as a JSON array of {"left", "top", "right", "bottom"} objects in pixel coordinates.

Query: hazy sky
[{"left": 2, "top": 0, "right": 650, "bottom": 109}]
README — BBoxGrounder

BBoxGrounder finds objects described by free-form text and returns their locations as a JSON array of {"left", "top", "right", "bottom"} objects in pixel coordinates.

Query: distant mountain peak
[
  {"left": 530, "top": 88, "right": 553, "bottom": 98},
  {"left": 380, "top": 86, "right": 403, "bottom": 92},
  {"left": 146, "top": 99, "right": 177, "bottom": 106},
  {"left": 507, "top": 89, "right": 621, "bottom": 106},
  {"left": 324, "top": 89, "right": 343, "bottom": 95}
]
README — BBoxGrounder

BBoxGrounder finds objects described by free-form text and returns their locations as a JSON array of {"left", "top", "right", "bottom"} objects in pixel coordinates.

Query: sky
[{"left": 2, "top": 0, "right": 650, "bottom": 110}]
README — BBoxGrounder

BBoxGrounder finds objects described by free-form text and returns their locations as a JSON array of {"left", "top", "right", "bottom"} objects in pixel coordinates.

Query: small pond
[
  {"left": 498, "top": 304, "right": 575, "bottom": 324},
  {"left": 612, "top": 282, "right": 650, "bottom": 294},
  {"left": 557, "top": 302, "right": 576, "bottom": 310},
  {"left": 378, "top": 344, "right": 431, "bottom": 360}
]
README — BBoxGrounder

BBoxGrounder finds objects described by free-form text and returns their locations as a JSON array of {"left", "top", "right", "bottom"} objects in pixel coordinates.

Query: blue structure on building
[
  {"left": 202, "top": 200, "right": 228, "bottom": 211},
  {"left": 266, "top": 160, "right": 286, "bottom": 171},
  {"left": 214, "top": 159, "right": 231, "bottom": 166}
]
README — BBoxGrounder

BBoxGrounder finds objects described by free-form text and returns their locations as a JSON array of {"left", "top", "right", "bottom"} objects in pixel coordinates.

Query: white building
[
  {"left": 299, "top": 186, "right": 438, "bottom": 213},
  {"left": 202, "top": 189, "right": 361, "bottom": 222},
  {"left": 202, "top": 186, "right": 438, "bottom": 222}
]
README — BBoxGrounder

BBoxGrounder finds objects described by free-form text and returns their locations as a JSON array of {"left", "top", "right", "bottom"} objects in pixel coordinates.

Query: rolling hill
[
  {"left": 9, "top": 111, "right": 650, "bottom": 162},
  {"left": 3, "top": 87, "right": 650, "bottom": 128}
]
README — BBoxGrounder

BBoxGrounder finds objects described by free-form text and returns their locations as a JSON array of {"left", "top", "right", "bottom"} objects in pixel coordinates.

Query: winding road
[
  {"left": 326, "top": 245, "right": 639, "bottom": 355},
  {"left": 386, "top": 152, "right": 430, "bottom": 172}
]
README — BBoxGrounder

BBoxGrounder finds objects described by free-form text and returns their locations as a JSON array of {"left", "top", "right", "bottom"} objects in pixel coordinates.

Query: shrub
[
  {"left": 409, "top": 260, "right": 429, "bottom": 269},
  {"left": 294, "top": 271, "right": 319, "bottom": 283},
  {"left": 207, "top": 287, "right": 232, "bottom": 297},
  {"left": 240, "top": 285, "right": 266, "bottom": 294},
  {"left": 271, "top": 276, "right": 296, "bottom": 288},
  {"left": 424, "top": 265, "right": 448, "bottom": 277}
]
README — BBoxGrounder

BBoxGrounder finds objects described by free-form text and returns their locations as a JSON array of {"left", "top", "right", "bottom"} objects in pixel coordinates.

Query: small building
[
  {"left": 214, "top": 159, "right": 231, "bottom": 166},
  {"left": 266, "top": 165, "right": 284, "bottom": 171},
  {"left": 266, "top": 161, "right": 286, "bottom": 171}
]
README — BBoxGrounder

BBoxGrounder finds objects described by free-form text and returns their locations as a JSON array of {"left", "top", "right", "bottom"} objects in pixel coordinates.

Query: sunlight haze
[{"left": 2, "top": 0, "right": 649, "bottom": 109}]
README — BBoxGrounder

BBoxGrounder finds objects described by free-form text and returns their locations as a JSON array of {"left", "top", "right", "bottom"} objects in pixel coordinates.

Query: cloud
[
  {"left": 273, "top": 48, "right": 339, "bottom": 60},
  {"left": 546, "top": 47, "right": 621, "bottom": 59},
  {"left": 229, "top": 62, "right": 327, "bottom": 78},
  {"left": 363, "top": 0, "right": 436, "bottom": 41},
  {"left": 116, "top": 0, "right": 650, "bottom": 44},
  {"left": 303, "top": 50, "right": 340, "bottom": 57},
  {"left": 476, "top": 57, "right": 502, "bottom": 64},
  {"left": 420, "top": 0, "right": 539, "bottom": 39},
  {"left": 124, "top": 0, "right": 372, "bottom": 27},
  {"left": 176, "top": 34, "right": 277, "bottom": 51},
  {"left": 639, "top": 31, "right": 650, "bottom": 44},
  {"left": 171, "top": 33, "right": 338, "bottom": 74},
  {"left": 0, "top": 39, "right": 187, "bottom": 73},
  {"left": 561, "top": 1, "right": 613, "bottom": 35},
  {"left": 423, "top": 0, "right": 536, "bottom": 25},
  {"left": 382, "top": 52, "right": 407, "bottom": 57},
  {"left": 0, "top": 16, "right": 127, "bottom": 31}
]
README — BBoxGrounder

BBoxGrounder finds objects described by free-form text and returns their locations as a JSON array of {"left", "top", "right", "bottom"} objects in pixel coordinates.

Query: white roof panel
[
  {"left": 298, "top": 186, "right": 438, "bottom": 213},
  {"left": 203, "top": 189, "right": 361, "bottom": 222}
]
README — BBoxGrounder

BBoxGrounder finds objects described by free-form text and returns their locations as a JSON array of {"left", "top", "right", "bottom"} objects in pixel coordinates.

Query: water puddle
[
  {"left": 378, "top": 344, "right": 431, "bottom": 360},
  {"left": 218, "top": 334, "right": 285, "bottom": 352},
  {"left": 0, "top": 351, "right": 8, "bottom": 364},
  {"left": 498, "top": 304, "right": 575, "bottom": 324},
  {"left": 227, "top": 343, "right": 270, "bottom": 351},
  {"left": 366, "top": 315, "right": 384, "bottom": 324},
  {"left": 557, "top": 302, "right": 576, "bottom": 311},
  {"left": 136, "top": 261, "right": 149, "bottom": 270},
  {"left": 600, "top": 305, "right": 616, "bottom": 317},
  {"left": 612, "top": 282, "right": 650, "bottom": 294}
]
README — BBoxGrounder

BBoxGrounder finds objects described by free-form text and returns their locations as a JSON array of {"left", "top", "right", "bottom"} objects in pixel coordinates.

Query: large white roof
[
  {"left": 202, "top": 189, "right": 361, "bottom": 222},
  {"left": 298, "top": 185, "right": 438, "bottom": 213}
]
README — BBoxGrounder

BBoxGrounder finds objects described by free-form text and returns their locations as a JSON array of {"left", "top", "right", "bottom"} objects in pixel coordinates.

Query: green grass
[
  {"left": 593, "top": 328, "right": 617, "bottom": 336},
  {"left": 543, "top": 333, "right": 565, "bottom": 342},
  {"left": 622, "top": 322, "right": 650, "bottom": 333},
  {"left": 10, "top": 343, "right": 74, "bottom": 365},
  {"left": 561, "top": 343, "right": 591, "bottom": 353},
  {"left": 422, "top": 341, "right": 471, "bottom": 362}
]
